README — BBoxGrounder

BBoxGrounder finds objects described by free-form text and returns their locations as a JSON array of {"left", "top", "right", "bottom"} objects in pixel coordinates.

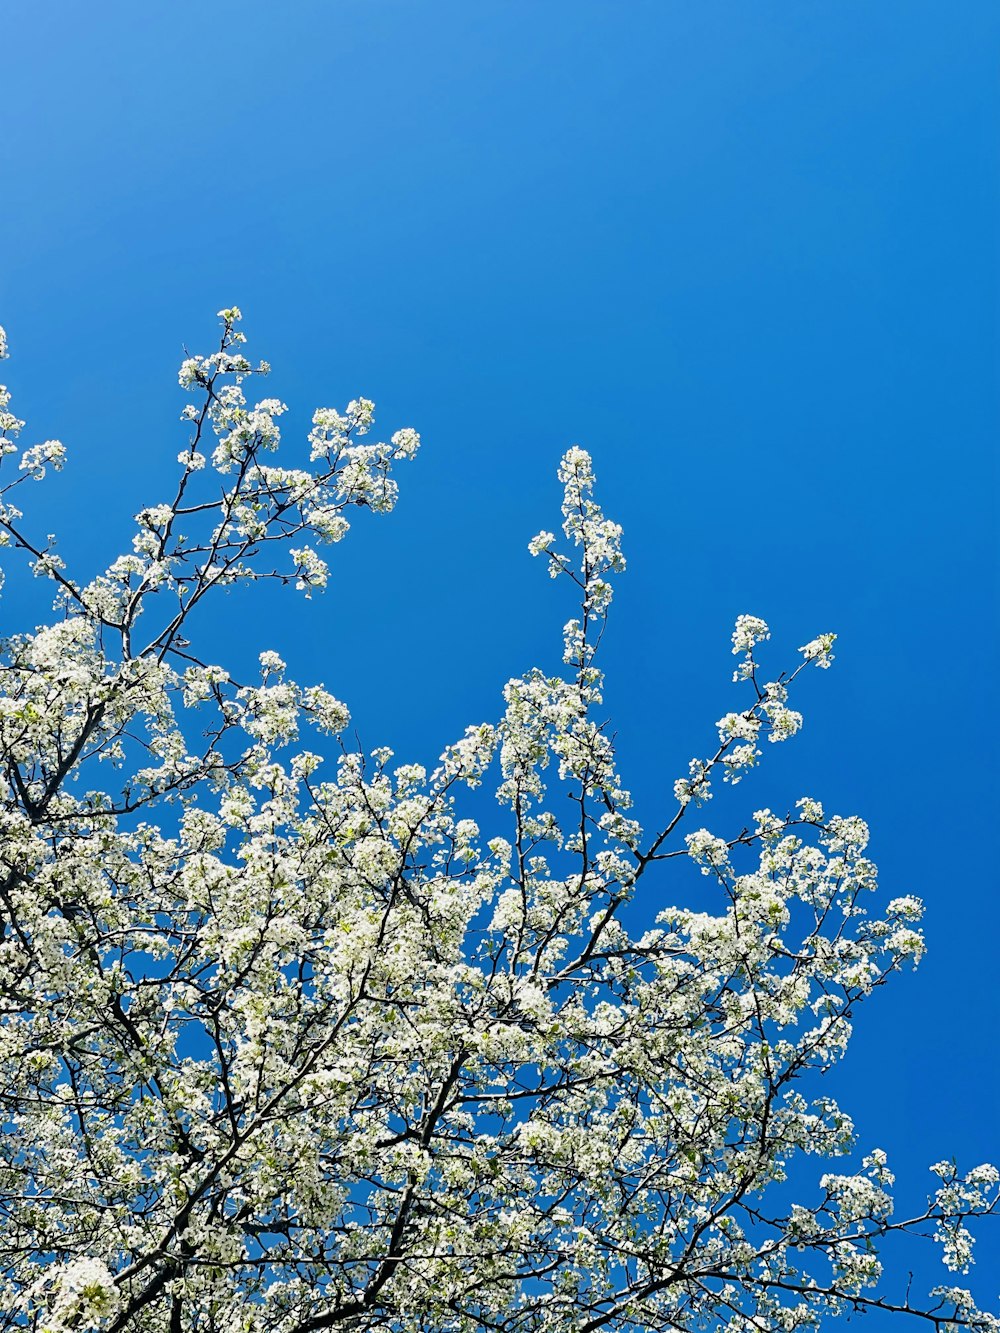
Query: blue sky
[{"left": 2, "top": 0, "right": 998, "bottom": 1315}]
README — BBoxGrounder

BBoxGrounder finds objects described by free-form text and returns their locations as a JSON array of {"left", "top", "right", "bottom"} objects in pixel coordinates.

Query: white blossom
[
  {"left": 686, "top": 827, "right": 732, "bottom": 872},
  {"left": 19, "top": 438, "right": 66, "bottom": 479},
  {"left": 801, "top": 631, "right": 837, "bottom": 668},
  {"left": 21, "top": 1257, "right": 120, "bottom": 1330},
  {"left": 732, "top": 613, "right": 770, "bottom": 653},
  {"left": 289, "top": 544, "right": 329, "bottom": 593}
]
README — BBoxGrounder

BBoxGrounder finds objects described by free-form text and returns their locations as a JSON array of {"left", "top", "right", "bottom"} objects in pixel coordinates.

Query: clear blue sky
[{"left": 2, "top": 0, "right": 997, "bottom": 1315}]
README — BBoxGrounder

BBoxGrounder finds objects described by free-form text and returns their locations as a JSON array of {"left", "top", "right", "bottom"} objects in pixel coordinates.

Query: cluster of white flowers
[
  {"left": 528, "top": 528, "right": 556, "bottom": 558},
  {"left": 18, "top": 438, "right": 66, "bottom": 480},
  {"left": 0, "top": 331, "right": 23, "bottom": 484},
  {"left": 685, "top": 827, "right": 732, "bottom": 873},
  {"left": 929, "top": 1162, "right": 1000, "bottom": 1273},
  {"left": 0, "top": 311, "right": 993, "bottom": 1333},
  {"left": 733, "top": 611, "right": 770, "bottom": 653},
  {"left": 674, "top": 755, "right": 713, "bottom": 806},
  {"left": 800, "top": 630, "right": 837, "bottom": 667},
  {"left": 289, "top": 544, "right": 329, "bottom": 593},
  {"left": 20, "top": 1257, "right": 120, "bottom": 1331},
  {"left": 304, "top": 502, "right": 350, "bottom": 543},
  {"left": 820, "top": 1169, "right": 894, "bottom": 1223},
  {"left": 759, "top": 679, "right": 802, "bottom": 742},
  {"left": 672, "top": 615, "right": 839, "bottom": 801}
]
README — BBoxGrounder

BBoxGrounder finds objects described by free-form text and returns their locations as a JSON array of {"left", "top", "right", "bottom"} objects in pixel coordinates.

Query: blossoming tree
[{"left": 0, "top": 311, "right": 995, "bottom": 1333}]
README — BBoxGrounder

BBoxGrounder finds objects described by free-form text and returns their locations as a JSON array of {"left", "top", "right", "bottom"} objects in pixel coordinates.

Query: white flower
[
  {"left": 767, "top": 705, "right": 803, "bottom": 742},
  {"left": 685, "top": 828, "right": 731, "bottom": 873},
  {"left": 732, "top": 613, "right": 770, "bottom": 654},
  {"left": 23, "top": 1256, "right": 120, "bottom": 1330},
  {"left": 307, "top": 504, "right": 350, "bottom": 544},
  {"left": 800, "top": 631, "right": 837, "bottom": 668},
  {"left": 717, "top": 711, "right": 760, "bottom": 744},
  {"left": 258, "top": 650, "right": 286, "bottom": 676},
  {"left": 302, "top": 685, "right": 350, "bottom": 735},
  {"left": 289, "top": 545, "right": 329, "bottom": 594},
  {"left": 390, "top": 427, "right": 421, "bottom": 458},
  {"left": 528, "top": 530, "right": 556, "bottom": 557},
  {"left": 19, "top": 439, "right": 66, "bottom": 480},
  {"left": 178, "top": 355, "right": 206, "bottom": 388},
  {"left": 796, "top": 796, "right": 824, "bottom": 823},
  {"left": 136, "top": 504, "right": 173, "bottom": 528}
]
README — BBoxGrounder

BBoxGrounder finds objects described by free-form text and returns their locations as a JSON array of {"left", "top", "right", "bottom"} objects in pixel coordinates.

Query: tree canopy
[{"left": 0, "top": 311, "right": 995, "bottom": 1333}]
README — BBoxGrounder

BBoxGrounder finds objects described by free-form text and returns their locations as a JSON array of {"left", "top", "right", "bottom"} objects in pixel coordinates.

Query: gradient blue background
[{"left": 2, "top": 1, "right": 997, "bottom": 1318}]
